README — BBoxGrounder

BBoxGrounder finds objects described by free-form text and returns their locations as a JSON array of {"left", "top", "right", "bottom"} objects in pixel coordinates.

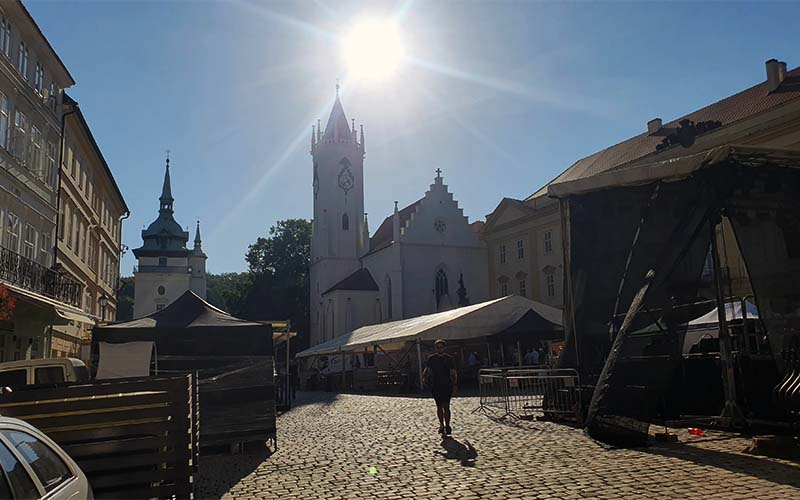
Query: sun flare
[{"left": 341, "top": 18, "right": 406, "bottom": 83}]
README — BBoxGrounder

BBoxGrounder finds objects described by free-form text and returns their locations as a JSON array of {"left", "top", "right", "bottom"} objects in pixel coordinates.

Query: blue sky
[{"left": 25, "top": 0, "right": 800, "bottom": 274}]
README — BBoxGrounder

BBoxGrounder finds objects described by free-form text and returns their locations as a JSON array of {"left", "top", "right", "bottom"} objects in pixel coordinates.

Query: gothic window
[
  {"left": 519, "top": 279, "right": 527, "bottom": 298},
  {"left": 517, "top": 239, "right": 525, "bottom": 260},
  {"left": 435, "top": 268, "right": 448, "bottom": 308},
  {"left": 498, "top": 275, "right": 509, "bottom": 297},
  {"left": 546, "top": 274, "right": 555, "bottom": 297},
  {"left": 342, "top": 213, "right": 349, "bottom": 231},
  {"left": 499, "top": 244, "right": 506, "bottom": 264}
]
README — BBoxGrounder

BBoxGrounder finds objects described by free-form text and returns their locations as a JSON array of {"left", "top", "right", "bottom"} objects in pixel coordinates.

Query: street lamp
[{"left": 98, "top": 295, "right": 108, "bottom": 322}]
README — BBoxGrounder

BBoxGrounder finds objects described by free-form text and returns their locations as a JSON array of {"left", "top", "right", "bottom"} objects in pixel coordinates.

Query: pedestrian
[
  {"left": 531, "top": 348, "right": 540, "bottom": 365},
  {"left": 467, "top": 351, "right": 478, "bottom": 367},
  {"left": 422, "top": 339, "right": 457, "bottom": 436}
]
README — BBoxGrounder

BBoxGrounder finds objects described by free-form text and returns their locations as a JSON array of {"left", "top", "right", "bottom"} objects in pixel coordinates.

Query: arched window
[
  {"left": 435, "top": 268, "right": 448, "bottom": 308},
  {"left": 384, "top": 275, "right": 393, "bottom": 320},
  {"left": 342, "top": 213, "right": 349, "bottom": 231}
]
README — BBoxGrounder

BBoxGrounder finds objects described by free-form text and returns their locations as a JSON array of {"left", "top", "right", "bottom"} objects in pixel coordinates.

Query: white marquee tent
[{"left": 297, "top": 295, "right": 562, "bottom": 358}]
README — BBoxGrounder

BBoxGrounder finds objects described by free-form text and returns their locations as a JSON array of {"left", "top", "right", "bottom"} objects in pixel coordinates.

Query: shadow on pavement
[
  {"left": 278, "top": 391, "right": 341, "bottom": 415},
  {"left": 194, "top": 447, "right": 272, "bottom": 498},
  {"left": 438, "top": 437, "right": 478, "bottom": 467},
  {"left": 641, "top": 442, "right": 800, "bottom": 488}
]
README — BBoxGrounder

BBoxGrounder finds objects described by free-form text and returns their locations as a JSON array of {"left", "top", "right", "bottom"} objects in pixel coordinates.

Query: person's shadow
[{"left": 438, "top": 437, "right": 478, "bottom": 467}]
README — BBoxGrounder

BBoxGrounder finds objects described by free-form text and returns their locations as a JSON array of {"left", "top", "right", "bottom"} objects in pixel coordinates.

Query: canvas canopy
[
  {"left": 297, "top": 295, "right": 562, "bottom": 358},
  {"left": 93, "top": 291, "right": 273, "bottom": 356},
  {"left": 688, "top": 300, "right": 759, "bottom": 325}
]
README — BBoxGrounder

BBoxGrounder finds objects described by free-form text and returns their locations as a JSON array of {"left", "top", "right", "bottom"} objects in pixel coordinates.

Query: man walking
[{"left": 423, "top": 339, "right": 457, "bottom": 435}]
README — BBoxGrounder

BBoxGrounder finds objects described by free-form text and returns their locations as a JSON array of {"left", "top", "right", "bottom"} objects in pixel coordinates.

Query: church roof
[
  {"left": 322, "top": 268, "right": 379, "bottom": 296},
  {"left": 528, "top": 64, "right": 800, "bottom": 200},
  {"left": 132, "top": 159, "right": 190, "bottom": 258},
  {"left": 322, "top": 93, "right": 355, "bottom": 142},
  {"left": 369, "top": 199, "right": 422, "bottom": 252}
]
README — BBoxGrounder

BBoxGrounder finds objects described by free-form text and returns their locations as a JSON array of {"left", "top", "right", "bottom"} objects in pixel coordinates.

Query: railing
[
  {"left": 0, "top": 246, "right": 82, "bottom": 307},
  {"left": 134, "top": 265, "right": 188, "bottom": 274},
  {"left": 475, "top": 367, "right": 582, "bottom": 425}
]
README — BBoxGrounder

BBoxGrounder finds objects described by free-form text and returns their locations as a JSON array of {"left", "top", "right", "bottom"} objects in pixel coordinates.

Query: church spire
[
  {"left": 159, "top": 157, "right": 174, "bottom": 213},
  {"left": 322, "top": 84, "right": 355, "bottom": 142},
  {"left": 194, "top": 220, "right": 202, "bottom": 248}
]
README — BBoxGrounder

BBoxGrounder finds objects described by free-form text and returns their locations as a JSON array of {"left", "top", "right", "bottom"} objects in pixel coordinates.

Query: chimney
[
  {"left": 766, "top": 58, "right": 787, "bottom": 92},
  {"left": 647, "top": 118, "right": 662, "bottom": 135}
]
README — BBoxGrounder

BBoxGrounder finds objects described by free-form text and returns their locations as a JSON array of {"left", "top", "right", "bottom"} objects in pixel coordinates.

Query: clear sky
[{"left": 24, "top": 0, "right": 800, "bottom": 275}]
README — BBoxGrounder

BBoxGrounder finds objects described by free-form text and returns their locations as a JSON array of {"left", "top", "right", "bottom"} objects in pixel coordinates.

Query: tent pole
[
  {"left": 710, "top": 220, "right": 743, "bottom": 427},
  {"left": 500, "top": 343, "right": 505, "bottom": 367},
  {"left": 487, "top": 342, "right": 492, "bottom": 367},
  {"left": 416, "top": 339, "right": 423, "bottom": 393}
]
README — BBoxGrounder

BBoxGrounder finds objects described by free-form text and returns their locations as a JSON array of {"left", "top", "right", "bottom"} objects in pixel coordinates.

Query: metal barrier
[{"left": 474, "top": 367, "right": 582, "bottom": 425}]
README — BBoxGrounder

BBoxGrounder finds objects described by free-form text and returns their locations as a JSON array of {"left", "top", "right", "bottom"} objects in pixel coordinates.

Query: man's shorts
[{"left": 432, "top": 389, "right": 452, "bottom": 408}]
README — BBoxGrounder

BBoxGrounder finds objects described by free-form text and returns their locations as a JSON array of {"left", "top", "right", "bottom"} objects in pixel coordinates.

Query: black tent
[
  {"left": 93, "top": 290, "right": 273, "bottom": 359},
  {"left": 92, "top": 291, "right": 277, "bottom": 451},
  {"left": 550, "top": 144, "right": 800, "bottom": 445}
]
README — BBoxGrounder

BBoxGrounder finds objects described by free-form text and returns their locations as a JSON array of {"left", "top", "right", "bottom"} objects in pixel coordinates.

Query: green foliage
[
  {"left": 206, "top": 272, "right": 253, "bottom": 317},
  {"left": 116, "top": 276, "right": 135, "bottom": 321}
]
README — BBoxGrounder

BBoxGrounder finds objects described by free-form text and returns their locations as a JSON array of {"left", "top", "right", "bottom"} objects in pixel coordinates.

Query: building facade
[
  {"left": 133, "top": 160, "right": 207, "bottom": 318},
  {"left": 0, "top": 1, "right": 100, "bottom": 362},
  {"left": 53, "top": 94, "right": 128, "bottom": 358},
  {"left": 483, "top": 58, "right": 800, "bottom": 306},
  {"left": 309, "top": 90, "right": 488, "bottom": 347}
]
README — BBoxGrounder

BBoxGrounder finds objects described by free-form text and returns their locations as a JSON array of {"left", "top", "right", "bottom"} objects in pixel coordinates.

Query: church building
[
  {"left": 309, "top": 90, "right": 488, "bottom": 347},
  {"left": 132, "top": 159, "right": 207, "bottom": 317}
]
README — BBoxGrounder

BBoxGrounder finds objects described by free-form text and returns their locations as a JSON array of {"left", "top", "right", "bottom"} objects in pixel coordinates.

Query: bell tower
[{"left": 309, "top": 86, "right": 366, "bottom": 345}]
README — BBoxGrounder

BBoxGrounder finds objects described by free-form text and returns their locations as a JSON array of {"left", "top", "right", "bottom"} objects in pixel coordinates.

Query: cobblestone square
[{"left": 196, "top": 392, "right": 800, "bottom": 499}]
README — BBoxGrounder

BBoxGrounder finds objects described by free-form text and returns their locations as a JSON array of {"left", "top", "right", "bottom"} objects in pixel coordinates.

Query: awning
[
  {"left": 55, "top": 307, "right": 96, "bottom": 325},
  {"left": 1, "top": 280, "right": 96, "bottom": 326},
  {"left": 297, "top": 295, "right": 563, "bottom": 358},
  {"left": 548, "top": 144, "right": 800, "bottom": 198},
  {"left": 688, "top": 300, "right": 759, "bottom": 325}
]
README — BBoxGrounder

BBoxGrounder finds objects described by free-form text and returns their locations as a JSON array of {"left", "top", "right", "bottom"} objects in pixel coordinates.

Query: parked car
[
  {"left": 0, "top": 358, "right": 89, "bottom": 389},
  {"left": 0, "top": 417, "right": 92, "bottom": 499}
]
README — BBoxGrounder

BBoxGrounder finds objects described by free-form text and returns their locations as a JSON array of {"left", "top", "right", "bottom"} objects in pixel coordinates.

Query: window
[
  {"left": 45, "top": 141, "right": 56, "bottom": 188},
  {"left": 64, "top": 146, "right": 72, "bottom": 175},
  {"left": 40, "top": 232, "right": 50, "bottom": 267},
  {"left": 72, "top": 157, "right": 80, "bottom": 182},
  {"left": 500, "top": 282, "right": 508, "bottom": 296},
  {"left": 159, "top": 257, "right": 167, "bottom": 267},
  {"left": 544, "top": 230, "right": 553, "bottom": 254},
  {"left": 34, "top": 62, "right": 44, "bottom": 94},
  {"left": 34, "top": 367, "right": 64, "bottom": 384},
  {"left": 62, "top": 204, "right": 70, "bottom": 245},
  {"left": 435, "top": 268, "right": 448, "bottom": 308},
  {"left": 499, "top": 244, "right": 506, "bottom": 264},
  {"left": 5, "top": 212, "right": 19, "bottom": 252},
  {"left": 12, "top": 111, "right": 27, "bottom": 162},
  {"left": 71, "top": 213, "right": 77, "bottom": 251},
  {"left": 22, "top": 223, "right": 36, "bottom": 260},
  {"left": 0, "top": 369, "right": 26, "bottom": 387},
  {"left": 546, "top": 274, "right": 555, "bottom": 297},
  {"left": 0, "top": 439, "right": 40, "bottom": 499},
  {"left": 1, "top": 429, "right": 74, "bottom": 493},
  {"left": 519, "top": 279, "right": 527, "bottom": 297},
  {"left": 517, "top": 239, "right": 525, "bottom": 259},
  {"left": 0, "top": 93, "right": 8, "bottom": 149},
  {"left": 17, "top": 41, "right": 28, "bottom": 79},
  {"left": 342, "top": 213, "right": 349, "bottom": 231},
  {"left": 81, "top": 169, "right": 86, "bottom": 192},
  {"left": 30, "top": 126, "right": 41, "bottom": 176},
  {"left": 77, "top": 220, "right": 84, "bottom": 261},
  {"left": 49, "top": 81, "right": 56, "bottom": 111},
  {"left": 0, "top": 15, "right": 10, "bottom": 58}
]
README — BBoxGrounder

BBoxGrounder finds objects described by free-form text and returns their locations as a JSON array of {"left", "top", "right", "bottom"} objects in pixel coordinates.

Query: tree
[
  {"left": 206, "top": 272, "right": 253, "bottom": 316},
  {"left": 245, "top": 219, "right": 312, "bottom": 349},
  {"left": 116, "top": 276, "right": 135, "bottom": 321}
]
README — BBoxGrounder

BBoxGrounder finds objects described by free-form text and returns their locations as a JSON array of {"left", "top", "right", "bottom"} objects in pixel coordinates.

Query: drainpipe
[
  {"left": 114, "top": 211, "right": 130, "bottom": 318},
  {"left": 52, "top": 99, "right": 78, "bottom": 268}
]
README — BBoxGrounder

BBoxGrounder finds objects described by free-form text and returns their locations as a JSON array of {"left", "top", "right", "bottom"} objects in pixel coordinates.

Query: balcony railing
[{"left": 0, "top": 246, "right": 82, "bottom": 307}]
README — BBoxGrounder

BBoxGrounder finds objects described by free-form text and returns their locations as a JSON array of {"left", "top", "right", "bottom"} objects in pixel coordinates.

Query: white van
[{"left": 0, "top": 358, "right": 89, "bottom": 388}]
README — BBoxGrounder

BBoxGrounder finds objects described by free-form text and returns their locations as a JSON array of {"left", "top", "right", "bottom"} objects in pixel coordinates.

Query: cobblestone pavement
[{"left": 196, "top": 392, "right": 800, "bottom": 499}]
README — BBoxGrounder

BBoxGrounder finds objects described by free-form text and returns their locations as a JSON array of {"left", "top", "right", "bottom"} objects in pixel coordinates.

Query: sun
[{"left": 341, "top": 18, "right": 406, "bottom": 83}]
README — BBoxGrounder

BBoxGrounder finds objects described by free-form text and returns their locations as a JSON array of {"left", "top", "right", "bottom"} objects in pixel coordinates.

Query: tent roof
[
  {"left": 548, "top": 144, "right": 800, "bottom": 198},
  {"left": 101, "top": 290, "right": 266, "bottom": 330},
  {"left": 297, "top": 295, "right": 563, "bottom": 357},
  {"left": 688, "top": 300, "right": 759, "bottom": 326}
]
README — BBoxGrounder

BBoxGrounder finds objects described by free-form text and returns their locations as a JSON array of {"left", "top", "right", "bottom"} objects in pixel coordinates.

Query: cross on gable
[{"left": 435, "top": 168, "right": 442, "bottom": 178}]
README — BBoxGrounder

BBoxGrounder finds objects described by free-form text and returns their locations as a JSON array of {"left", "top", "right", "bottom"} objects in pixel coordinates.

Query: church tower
[
  {"left": 310, "top": 87, "right": 366, "bottom": 345},
  {"left": 133, "top": 158, "right": 208, "bottom": 317}
]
